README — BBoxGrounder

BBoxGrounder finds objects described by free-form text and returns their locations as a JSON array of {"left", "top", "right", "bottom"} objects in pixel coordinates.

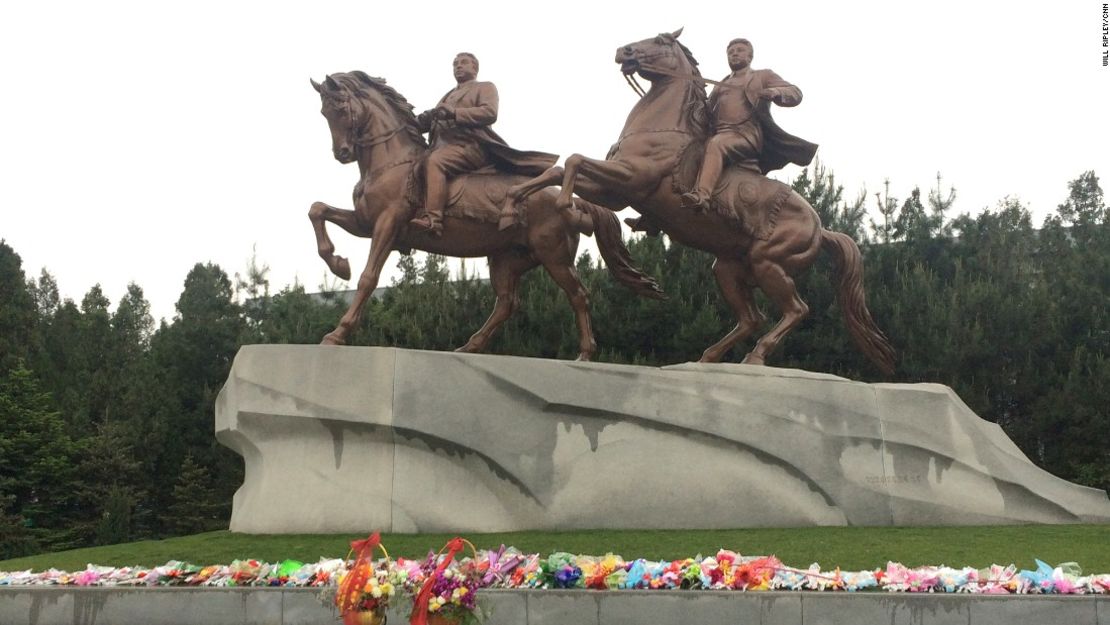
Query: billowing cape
[
  {"left": 708, "top": 68, "right": 817, "bottom": 174},
  {"left": 425, "top": 80, "right": 558, "bottom": 176}
]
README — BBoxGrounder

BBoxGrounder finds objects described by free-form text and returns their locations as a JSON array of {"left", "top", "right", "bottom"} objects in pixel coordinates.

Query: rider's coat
[
  {"left": 707, "top": 67, "right": 818, "bottom": 174},
  {"left": 418, "top": 80, "right": 558, "bottom": 175}
]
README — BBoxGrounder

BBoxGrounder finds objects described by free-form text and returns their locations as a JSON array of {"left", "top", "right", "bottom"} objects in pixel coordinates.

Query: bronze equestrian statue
[
  {"left": 408, "top": 52, "right": 558, "bottom": 236},
  {"left": 500, "top": 30, "right": 896, "bottom": 374},
  {"left": 683, "top": 37, "right": 815, "bottom": 213},
  {"left": 308, "top": 70, "right": 664, "bottom": 360}
]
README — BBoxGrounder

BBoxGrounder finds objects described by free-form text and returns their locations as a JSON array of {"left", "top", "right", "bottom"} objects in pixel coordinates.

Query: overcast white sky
[{"left": 2, "top": 1, "right": 1107, "bottom": 323}]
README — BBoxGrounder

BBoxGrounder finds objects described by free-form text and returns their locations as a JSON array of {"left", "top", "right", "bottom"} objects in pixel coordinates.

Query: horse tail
[
  {"left": 574, "top": 199, "right": 667, "bottom": 300},
  {"left": 820, "top": 229, "right": 896, "bottom": 375}
]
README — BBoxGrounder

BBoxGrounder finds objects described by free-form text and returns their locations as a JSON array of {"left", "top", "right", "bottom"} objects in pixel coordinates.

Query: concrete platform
[
  {"left": 215, "top": 346, "right": 1110, "bottom": 533},
  {"left": 0, "top": 587, "right": 1105, "bottom": 625}
]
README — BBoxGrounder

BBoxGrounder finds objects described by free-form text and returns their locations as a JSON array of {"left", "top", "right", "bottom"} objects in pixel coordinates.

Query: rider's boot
[
  {"left": 680, "top": 189, "right": 711, "bottom": 213},
  {"left": 409, "top": 210, "right": 443, "bottom": 237},
  {"left": 412, "top": 166, "right": 448, "bottom": 236}
]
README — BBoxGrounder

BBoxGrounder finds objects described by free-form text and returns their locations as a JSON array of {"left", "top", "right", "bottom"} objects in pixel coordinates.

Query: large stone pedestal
[{"left": 215, "top": 345, "right": 1110, "bottom": 533}]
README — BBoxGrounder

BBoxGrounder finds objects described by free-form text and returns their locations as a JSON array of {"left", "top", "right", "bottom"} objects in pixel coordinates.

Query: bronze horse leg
[
  {"left": 555, "top": 154, "right": 637, "bottom": 210},
  {"left": 309, "top": 201, "right": 368, "bottom": 281},
  {"left": 503, "top": 166, "right": 564, "bottom": 213},
  {"left": 321, "top": 211, "right": 403, "bottom": 346},
  {"left": 699, "top": 257, "right": 767, "bottom": 363},
  {"left": 535, "top": 256, "right": 597, "bottom": 361},
  {"left": 456, "top": 249, "right": 537, "bottom": 353},
  {"left": 529, "top": 200, "right": 598, "bottom": 361},
  {"left": 741, "top": 255, "right": 812, "bottom": 366}
]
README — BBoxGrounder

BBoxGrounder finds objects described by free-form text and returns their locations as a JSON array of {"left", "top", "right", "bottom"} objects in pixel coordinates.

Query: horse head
[
  {"left": 615, "top": 28, "right": 700, "bottom": 83},
  {"left": 312, "top": 74, "right": 362, "bottom": 163},
  {"left": 311, "top": 71, "right": 425, "bottom": 165}
]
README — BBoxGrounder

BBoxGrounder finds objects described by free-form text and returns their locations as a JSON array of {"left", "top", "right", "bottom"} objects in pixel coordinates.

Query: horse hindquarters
[
  {"left": 727, "top": 195, "right": 823, "bottom": 365},
  {"left": 522, "top": 195, "right": 599, "bottom": 361}
]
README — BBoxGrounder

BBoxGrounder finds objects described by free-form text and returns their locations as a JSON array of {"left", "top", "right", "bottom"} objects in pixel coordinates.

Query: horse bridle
[
  {"left": 623, "top": 45, "right": 678, "bottom": 98},
  {"left": 335, "top": 89, "right": 407, "bottom": 150}
]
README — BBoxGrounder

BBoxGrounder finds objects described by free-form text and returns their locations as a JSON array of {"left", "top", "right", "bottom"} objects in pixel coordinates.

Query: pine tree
[
  {"left": 0, "top": 241, "right": 37, "bottom": 373},
  {"left": 94, "top": 485, "right": 134, "bottom": 546},
  {"left": 927, "top": 172, "right": 957, "bottom": 238},
  {"left": 0, "top": 491, "right": 36, "bottom": 559},
  {"left": 73, "top": 422, "right": 145, "bottom": 545},
  {"left": 870, "top": 179, "right": 898, "bottom": 244},
  {"left": 0, "top": 364, "right": 79, "bottom": 552},
  {"left": 1057, "top": 170, "right": 1106, "bottom": 226},
  {"left": 144, "top": 263, "right": 244, "bottom": 534},
  {"left": 165, "top": 455, "right": 221, "bottom": 535},
  {"left": 234, "top": 246, "right": 272, "bottom": 345}
]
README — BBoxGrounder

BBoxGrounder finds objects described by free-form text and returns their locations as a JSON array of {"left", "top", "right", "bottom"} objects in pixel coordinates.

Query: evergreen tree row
[{"left": 0, "top": 167, "right": 1106, "bottom": 558}]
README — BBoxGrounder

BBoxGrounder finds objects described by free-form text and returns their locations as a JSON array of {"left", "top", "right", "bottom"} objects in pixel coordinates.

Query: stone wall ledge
[{"left": 2, "top": 587, "right": 1106, "bottom": 625}]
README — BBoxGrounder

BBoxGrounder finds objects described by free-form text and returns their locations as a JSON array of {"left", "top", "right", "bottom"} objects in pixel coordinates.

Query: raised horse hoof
[
  {"left": 624, "top": 216, "right": 661, "bottom": 237},
  {"left": 320, "top": 333, "right": 346, "bottom": 346},
  {"left": 698, "top": 353, "right": 721, "bottom": 364},
  {"left": 454, "top": 343, "right": 481, "bottom": 354},
  {"left": 333, "top": 256, "right": 351, "bottom": 281},
  {"left": 554, "top": 194, "right": 574, "bottom": 212}
]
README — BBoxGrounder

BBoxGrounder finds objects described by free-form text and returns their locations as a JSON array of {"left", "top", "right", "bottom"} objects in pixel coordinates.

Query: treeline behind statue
[{"left": 0, "top": 165, "right": 1107, "bottom": 559}]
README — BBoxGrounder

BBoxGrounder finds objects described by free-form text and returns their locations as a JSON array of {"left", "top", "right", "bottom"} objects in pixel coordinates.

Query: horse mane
[
  {"left": 329, "top": 71, "right": 429, "bottom": 148},
  {"left": 666, "top": 37, "right": 709, "bottom": 139}
]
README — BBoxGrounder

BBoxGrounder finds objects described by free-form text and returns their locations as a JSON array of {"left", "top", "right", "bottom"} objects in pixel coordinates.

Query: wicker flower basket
[{"left": 342, "top": 610, "right": 386, "bottom": 625}]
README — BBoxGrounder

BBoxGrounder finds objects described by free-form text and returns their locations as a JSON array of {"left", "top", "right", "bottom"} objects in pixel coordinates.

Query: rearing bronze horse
[
  {"left": 503, "top": 31, "right": 895, "bottom": 373},
  {"left": 308, "top": 71, "right": 664, "bottom": 360}
]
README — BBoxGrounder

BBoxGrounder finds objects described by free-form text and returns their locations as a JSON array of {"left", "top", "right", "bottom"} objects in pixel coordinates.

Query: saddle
[
  {"left": 672, "top": 141, "right": 791, "bottom": 240},
  {"left": 404, "top": 161, "right": 523, "bottom": 225}
]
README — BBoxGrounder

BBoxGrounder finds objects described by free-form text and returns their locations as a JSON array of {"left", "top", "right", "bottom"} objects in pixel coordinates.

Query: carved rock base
[{"left": 215, "top": 345, "right": 1110, "bottom": 533}]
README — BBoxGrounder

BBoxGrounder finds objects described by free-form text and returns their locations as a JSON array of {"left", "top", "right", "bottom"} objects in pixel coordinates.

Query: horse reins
[
  {"left": 624, "top": 73, "right": 647, "bottom": 97},
  {"left": 620, "top": 38, "right": 725, "bottom": 98},
  {"left": 340, "top": 91, "right": 408, "bottom": 149},
  {"left": 356, "top": 124, "right": 407, "bottom": 148},
  {"left": 638, "top": 63, "right": 724, "bottom": 87},
  {"left": 622, "top": 64, "right": 721, "bottom": 98}
]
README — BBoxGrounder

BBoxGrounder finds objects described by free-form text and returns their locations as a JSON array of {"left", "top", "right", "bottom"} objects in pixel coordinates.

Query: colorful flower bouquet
[
  {"left": 404, "top": 538, "right": 487, "bottom": 625},
  {"left": 336, "top": 563, "right": 397, "bottom": 624},
  {"left": 335, "top": 533, "right": 396, "bottom": 625},
  {"left": 413, "top": 562, "right": 482, "bottom": 624},
  {"left": 5, "top": 545, "right": 1110, "bottom": 598}
]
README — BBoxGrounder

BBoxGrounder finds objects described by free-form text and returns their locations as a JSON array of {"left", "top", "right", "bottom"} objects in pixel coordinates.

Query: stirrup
[
  {"left": 409, "top": 215, "right": 443, "bottom": 236},
  {"left": 681, "top": 191, "right": 710, "bottom": 213}
]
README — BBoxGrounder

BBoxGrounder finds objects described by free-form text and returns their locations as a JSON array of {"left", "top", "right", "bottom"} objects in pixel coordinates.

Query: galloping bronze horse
[
  {"left": 308, "top": 71, "right": 664, "bottom": 360},
  {"left": 503, "top": 30, "right": 895, "bottom": 373}
]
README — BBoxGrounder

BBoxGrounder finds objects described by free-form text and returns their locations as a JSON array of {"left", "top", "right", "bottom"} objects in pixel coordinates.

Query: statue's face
[
  {"left": 727, "top": 42, "right": 753, "bottom": 70},
  {"left": 453, "top": 55, "right": 478, "bottom": 83}
]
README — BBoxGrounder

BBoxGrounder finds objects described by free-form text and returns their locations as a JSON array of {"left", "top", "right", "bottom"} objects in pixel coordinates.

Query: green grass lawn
[{"left": 3, "top": 525, "right": 1108, "bottom": 574}]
